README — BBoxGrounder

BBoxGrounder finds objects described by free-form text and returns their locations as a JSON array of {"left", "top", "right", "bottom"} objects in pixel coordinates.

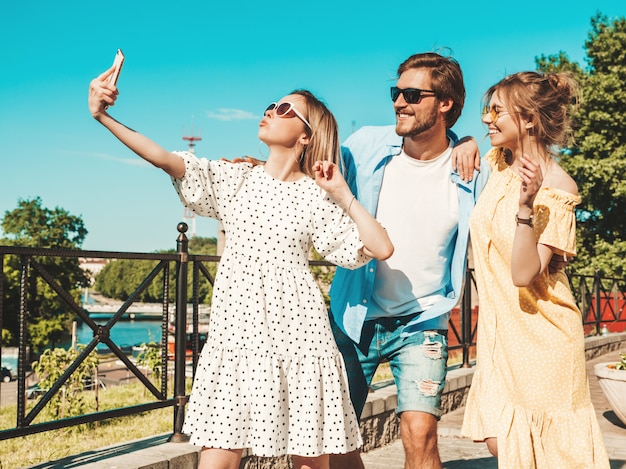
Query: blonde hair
[
  {"left": 484, "top": 71, "right": 579, "bottom": 157},
  {"left": 290, "top": 89, "right": 340, "bottom": 178}
]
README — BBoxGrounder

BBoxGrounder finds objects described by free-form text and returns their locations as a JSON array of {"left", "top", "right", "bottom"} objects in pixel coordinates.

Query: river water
[
  {"left": 74, "top": 319, "right": 164, "bottom": 351},
  {"left": 0, "top": 320, "right": 164, "bottom": 370}
]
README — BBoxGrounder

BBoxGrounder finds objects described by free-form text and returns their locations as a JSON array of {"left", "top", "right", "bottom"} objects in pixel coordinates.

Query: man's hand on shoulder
[{"left": 452, "top": 136, "right": 481, "bottom": 182}]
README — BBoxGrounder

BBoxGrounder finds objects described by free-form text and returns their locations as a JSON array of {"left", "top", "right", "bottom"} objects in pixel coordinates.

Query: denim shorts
[{"left": 331, "top": 313, "right": 448, "bottom": 419}]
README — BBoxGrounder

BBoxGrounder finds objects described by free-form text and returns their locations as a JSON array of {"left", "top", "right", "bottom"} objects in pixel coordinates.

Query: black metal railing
[
  {"left": 0, "top": 223, "right": 219, "bottom": 441},
  {"left": 570, "top": 271, "right": 626, "bottom": 334},
  {"left": 0, "top": 223, "right": 624, "bottom": 443}
]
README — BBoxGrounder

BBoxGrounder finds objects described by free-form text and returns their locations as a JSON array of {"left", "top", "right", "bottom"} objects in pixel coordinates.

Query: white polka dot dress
[
  {"left": 171, "top": 152, "right": 366, "bottom": 457},
  {"left": 460, "top": 149, "right": 609, "bottom": 468}
]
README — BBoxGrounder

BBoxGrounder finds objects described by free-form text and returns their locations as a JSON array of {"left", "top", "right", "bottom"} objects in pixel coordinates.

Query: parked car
[
  {"left": 26, "top": 383, "right": 46, "bottom": 399},
  {"left": 1, "top": 366, "right": 13, "bottom": 383}
]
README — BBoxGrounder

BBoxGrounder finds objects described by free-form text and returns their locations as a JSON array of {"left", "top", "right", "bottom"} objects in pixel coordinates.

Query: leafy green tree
[
  {"left": 536, "top": 13, "right": 626, "bottom": 276},
  {"left": 136, "top": 341, "right": 162, "bottom": 384},
  {"left": 1, "top": 197, "right": 90, "bottom": 352},
  {"left": 94, "top": 236, "right": 218, "bottom": 303},
  {"left": 1, "top": 328, "right": 13, "bottom": 345},
  {"left": 187, "top": 236, "right": 219, "bottom": 255},
  {"left": 31, "top": 345, "right": 99, "bottom": 419}
]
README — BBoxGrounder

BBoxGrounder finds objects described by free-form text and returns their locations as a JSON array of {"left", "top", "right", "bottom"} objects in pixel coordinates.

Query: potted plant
[{"left": 594, "top": 352, "right": 626, "bottom": 426}]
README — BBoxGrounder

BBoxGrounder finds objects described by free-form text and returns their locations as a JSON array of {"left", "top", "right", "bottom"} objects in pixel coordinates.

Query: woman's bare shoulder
[{"left": 544, "top": 163, "right": 578, "bottom": 196}]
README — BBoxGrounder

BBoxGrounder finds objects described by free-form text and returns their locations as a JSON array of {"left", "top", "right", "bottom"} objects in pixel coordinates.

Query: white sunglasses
[{"left": 264, "top": 102, "right": 312, "bottom": 131}]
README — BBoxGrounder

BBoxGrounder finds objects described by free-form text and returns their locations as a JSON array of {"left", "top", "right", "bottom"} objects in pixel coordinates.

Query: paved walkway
[{"left": 360, "top": 351, "right": 626, "bottom": 468}]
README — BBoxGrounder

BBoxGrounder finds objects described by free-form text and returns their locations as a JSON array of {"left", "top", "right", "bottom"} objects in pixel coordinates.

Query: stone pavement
[{"left": 360, "top": 350, "right": 626, "bottom": 469}]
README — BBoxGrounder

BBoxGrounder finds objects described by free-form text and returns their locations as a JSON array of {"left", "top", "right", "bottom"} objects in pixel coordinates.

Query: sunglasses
[
  {"left": 482, "top": 106, "right": 510, "bottom": 124},
  {"left": 390, "top": 86, "right": 437, "bottom": 104},
  {"left": 264, "top": 102, "right": 312, "bottom": 130}
]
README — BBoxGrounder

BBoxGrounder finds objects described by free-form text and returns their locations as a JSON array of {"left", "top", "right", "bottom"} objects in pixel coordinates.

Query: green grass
[
  {"left": 0, "top": 382, "right": 177, "bottom": 469},
  {"left": 372, "top": 362, "right": 393, "bottom": 384}
]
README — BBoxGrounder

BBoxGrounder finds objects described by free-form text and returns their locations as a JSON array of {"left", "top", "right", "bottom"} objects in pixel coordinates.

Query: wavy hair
[
  {"left": 290, "top": 89, "right": 340, "bottom": 178},
  {"left": 484, "top": 71, "right": 579, "bottom": 157}
]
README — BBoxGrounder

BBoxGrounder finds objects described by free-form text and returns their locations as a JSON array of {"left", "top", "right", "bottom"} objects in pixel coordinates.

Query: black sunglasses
[{"left": 390, "top": 86, "right": 437, "bottom": 104}]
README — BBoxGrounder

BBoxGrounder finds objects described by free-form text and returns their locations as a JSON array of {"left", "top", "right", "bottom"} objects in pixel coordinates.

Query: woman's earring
[
  {"left": 294, "top": 143, "right": 306, "bottom": 165},
  {"left": 257, "top": 141, "right": 268, "bottom": 159}
]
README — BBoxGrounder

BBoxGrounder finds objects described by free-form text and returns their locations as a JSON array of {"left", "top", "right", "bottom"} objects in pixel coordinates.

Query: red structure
[{"left": 182, "top": 134, "right": 202, "bottom": 153}]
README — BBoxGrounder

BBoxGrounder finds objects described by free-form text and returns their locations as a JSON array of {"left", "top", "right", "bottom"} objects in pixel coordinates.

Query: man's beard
[{"left": 395, "top": 103, "right": 439, "bottom": 138}]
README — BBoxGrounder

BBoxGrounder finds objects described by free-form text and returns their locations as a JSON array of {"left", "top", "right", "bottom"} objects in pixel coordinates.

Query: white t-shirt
[{"left": 368, "top": 142, "right": 459, "bottom": 319}]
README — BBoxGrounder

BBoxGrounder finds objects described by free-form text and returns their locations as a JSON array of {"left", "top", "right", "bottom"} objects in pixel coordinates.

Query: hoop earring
[{"left": 294, "top": 144, "right": 306, "bottom": 165}]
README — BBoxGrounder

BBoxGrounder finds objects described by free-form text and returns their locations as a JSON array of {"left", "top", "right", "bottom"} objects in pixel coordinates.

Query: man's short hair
[{"left": 397, "top": 52, "right": 465, "bottom": 128}]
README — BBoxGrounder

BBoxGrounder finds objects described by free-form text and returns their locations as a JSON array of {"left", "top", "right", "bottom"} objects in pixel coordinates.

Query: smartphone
[{"left": 108, "top": 49, "right": 125, "bottom": 86}]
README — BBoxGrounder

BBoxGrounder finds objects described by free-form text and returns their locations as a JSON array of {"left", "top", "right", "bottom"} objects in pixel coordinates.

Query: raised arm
[
  {"left": 511, "top": 154, "right": 551, "bottom": 286},
  {"left": 88, "top": 66, "right": 185, "bottom": 179},
  {"left": 313, "top": 160, "right": 394, "bottom": 261}
]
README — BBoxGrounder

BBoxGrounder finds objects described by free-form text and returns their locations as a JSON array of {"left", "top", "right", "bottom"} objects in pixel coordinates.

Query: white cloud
[
  {"left": 205, "top": 108, "right": 258, "bottom": 121},
  {"left": 65, "top": 150, "right": 151, "bottom": 167}
]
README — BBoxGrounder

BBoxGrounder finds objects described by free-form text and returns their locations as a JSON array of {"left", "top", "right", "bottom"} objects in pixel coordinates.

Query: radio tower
[
  {"left": 182, "top": 120, "right": 201, "bottom": 238},
  {"left": 182, "top": 133, "right": 202, "bottom": 154}
]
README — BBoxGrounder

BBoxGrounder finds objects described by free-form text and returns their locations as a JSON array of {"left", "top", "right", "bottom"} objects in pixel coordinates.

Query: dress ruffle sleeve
[
  {"left": 534, "top": 188, "right": 581, "bottom": 256},
  {"left": 170, "top": 151, "right": 252, "bottom": 221},
  {"left": 485, "top": 147, "right": 581, "bottom": 257},
  {"left": 312, "top": 191, "right": 370, "bottom": 270}
]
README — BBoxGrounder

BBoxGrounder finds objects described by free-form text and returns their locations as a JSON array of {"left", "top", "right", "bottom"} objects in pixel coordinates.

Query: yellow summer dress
[{"left": 460, "top": 149, "right": 609, "bottom": 469}]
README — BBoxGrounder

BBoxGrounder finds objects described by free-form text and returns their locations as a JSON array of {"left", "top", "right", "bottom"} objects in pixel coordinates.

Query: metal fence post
[
  {"left": 17, "top": 256, "right": 30, "bottom": 426},
  {"left": 461, "top": 267, "right": 472, "bottom": 368},
  {"left": 594, "top": 270, "right": 602, "bottom": 335},
  {"left": 170, "top": 223, "right": 190, "bottom": 442}
]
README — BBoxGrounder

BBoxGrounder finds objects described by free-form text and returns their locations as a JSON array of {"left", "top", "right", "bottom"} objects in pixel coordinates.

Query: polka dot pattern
[
  {"left": 461, "top": 149, "right": 609, "bottom": 468},
  {"left": 171, "top": 152, "right": 366, "bottom": 457}
]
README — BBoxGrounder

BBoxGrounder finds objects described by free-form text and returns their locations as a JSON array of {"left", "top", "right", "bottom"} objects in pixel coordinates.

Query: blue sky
[{"left": 1, "top": 1, "right": 623, "bottom": 253}]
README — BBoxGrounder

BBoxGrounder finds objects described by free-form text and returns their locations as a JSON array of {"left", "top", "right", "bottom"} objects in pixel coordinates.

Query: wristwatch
[{"left": 515, "top": 214, "right": 534, "bottom": 227}]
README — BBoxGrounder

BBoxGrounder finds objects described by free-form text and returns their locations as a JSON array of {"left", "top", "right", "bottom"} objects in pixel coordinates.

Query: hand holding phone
[{"left": 108, "top": 49, "right": 125, "bottom": 86}]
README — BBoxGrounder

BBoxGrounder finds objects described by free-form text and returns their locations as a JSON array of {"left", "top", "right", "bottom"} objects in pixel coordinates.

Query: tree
[
  {"left": 31, "top": 345, "right": 99, "bottom": 419},
  {"left": 94, "top": 236, "right": 218, "bottom": 303},
  {"left": 1, "top": 197, "right": 90, "bottom": 353},
  {"left": 136, "top": 341, "right": 162, "bottom": 385},
  {"left": 536, "top": 13, "right": 626, "bottom": 276}
]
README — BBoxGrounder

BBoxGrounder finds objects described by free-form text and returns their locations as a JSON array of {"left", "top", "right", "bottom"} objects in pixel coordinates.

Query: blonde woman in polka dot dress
[
  {"left": 460, "top": 71, "right": 609, "bottom": 468},
  {"left": 89, "top": 65, "right": 393, "bottom": 469}
]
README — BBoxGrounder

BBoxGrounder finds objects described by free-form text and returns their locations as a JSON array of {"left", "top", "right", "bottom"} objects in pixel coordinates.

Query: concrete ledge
[
  {"left": 29, "top": 332, "right": 626, "bottom": 469},
  {"left": 25, "top": 434, "right": 200, "bottom": 469},
  {"left": 584, "top": 331, "right": 626, "bottom": 360}
]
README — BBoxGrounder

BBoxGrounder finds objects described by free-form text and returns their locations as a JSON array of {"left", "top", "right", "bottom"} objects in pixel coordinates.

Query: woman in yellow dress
[{"left": 460, "top": 71, "right": 610, "bottom": 468}]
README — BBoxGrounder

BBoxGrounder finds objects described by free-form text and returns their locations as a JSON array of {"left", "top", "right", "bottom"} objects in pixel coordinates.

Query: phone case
[{"left": 109, "top": 49, "right": 125, "bottom": 86}]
